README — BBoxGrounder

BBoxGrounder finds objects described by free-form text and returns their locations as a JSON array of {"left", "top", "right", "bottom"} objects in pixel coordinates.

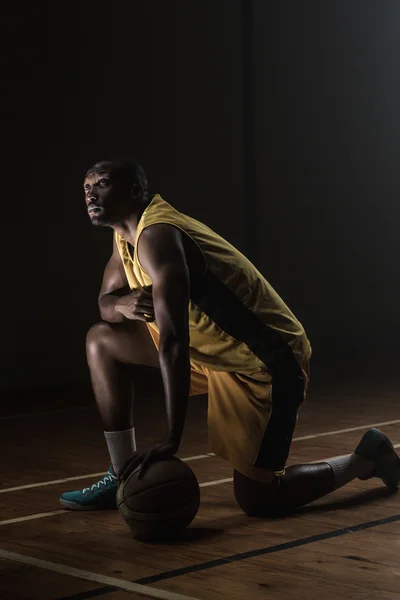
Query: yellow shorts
[{"left": 147, "top": 326, "right": 309, "bottom": 484}]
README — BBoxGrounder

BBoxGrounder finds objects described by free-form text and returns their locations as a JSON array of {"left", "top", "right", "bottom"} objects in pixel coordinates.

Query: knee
[
  {"left": 86, "top": 321, "right": 114, "bottom": 357},
  {"left": 233, "top": 470, "right": 283, "bottom": 517}
]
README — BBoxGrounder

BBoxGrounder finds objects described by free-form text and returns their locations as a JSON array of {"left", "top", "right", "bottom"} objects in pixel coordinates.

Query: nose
[{"left": 86, "top": 190, "right": 98, "bottom": 206}]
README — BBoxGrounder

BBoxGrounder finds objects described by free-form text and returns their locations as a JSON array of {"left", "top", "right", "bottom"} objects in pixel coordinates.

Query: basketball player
[{"left": 60, "top": 158, "right": 399, "bottom": 515}]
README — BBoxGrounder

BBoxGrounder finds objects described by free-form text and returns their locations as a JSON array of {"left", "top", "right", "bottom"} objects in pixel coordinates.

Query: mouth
[{"left": 88, "top": 205, "right": 102, "bottom": 216}]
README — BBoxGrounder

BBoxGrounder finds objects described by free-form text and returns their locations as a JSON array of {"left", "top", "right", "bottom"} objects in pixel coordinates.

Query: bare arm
[
  {"left": 137, "top": 224, "right": 191, "bottom": 447},
  {"left": 98, "top": 236, "right": 131, "bottom": 323}
]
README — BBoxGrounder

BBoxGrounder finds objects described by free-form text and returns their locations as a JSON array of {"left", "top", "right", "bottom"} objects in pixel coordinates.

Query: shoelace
[{"left": 83, "top": 471, "right": 117, "bottom": 495}]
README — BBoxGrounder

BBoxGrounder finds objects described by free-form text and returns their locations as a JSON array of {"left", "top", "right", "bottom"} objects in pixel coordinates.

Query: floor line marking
[
  {"left": 0, "top": 454, "right": 216, "bottom": 494},
  {"left": 0, "top": 473, "right": 109, "bottom": 494},
  {"left": 0, "top": 510, "right": 65, "bottom": 526},
  {"left": 293, "top": 419, "right": 400, "bottom": 441},
  {"left": 0, "top": 420, "right": 398, "bottom": 494},
  {"left": 1, "top": 443, "right": 398, "bottom": 527},
  {"left": 0, "top": 549, "right": 199, "bottom": 600},
  {"left": 134, "top": 513, "right": 400, "bottom": 585},
  {"left": 182, "top": 453, "right": 216, "bottom": 462},
  {"left": 199, "top": 478, "right": 233, "bottom": 488},
  {"left": 33, "top": 513, "right": 400, "bottom": 600}
]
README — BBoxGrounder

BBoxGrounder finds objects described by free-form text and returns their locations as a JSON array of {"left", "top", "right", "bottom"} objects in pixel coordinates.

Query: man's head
[{"left": 84, "top": 158, "right": 148, "bottom": 227}]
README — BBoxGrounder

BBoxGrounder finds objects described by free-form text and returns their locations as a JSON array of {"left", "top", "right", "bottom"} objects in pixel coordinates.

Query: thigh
[
  {"left": 254, "top": 368, "right": 308, "bottom": 473},
  {"left": 207, "top": 366, "right": 308, "bottom": 483},
  {"left": 207, "top": 369, "right": 277, "bottom": 483},
  {"left": 147, "top": 326, "right": 209, "bottom": 396}
]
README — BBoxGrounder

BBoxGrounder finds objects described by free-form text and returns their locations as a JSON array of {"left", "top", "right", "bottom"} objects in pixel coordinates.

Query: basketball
[{"left": 116, "top": 456, "right": 200, "bottom": 541}]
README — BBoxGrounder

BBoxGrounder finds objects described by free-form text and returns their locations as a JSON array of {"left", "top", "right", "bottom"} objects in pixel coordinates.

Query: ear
[{"left": 131, "top": 182, "right": 143, "bottom": 199}]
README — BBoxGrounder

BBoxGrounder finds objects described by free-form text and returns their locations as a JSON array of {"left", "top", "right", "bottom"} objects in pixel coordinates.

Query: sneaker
[
  {"left": 355, "top": 428, "right": 400, "bottom": 490},
  {"left": 60, "top": 467, "right": 118, "bottom": 510}
]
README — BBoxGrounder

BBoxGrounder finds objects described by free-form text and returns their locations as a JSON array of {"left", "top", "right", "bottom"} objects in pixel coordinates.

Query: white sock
[
  {"left": 324, "top": 453, "right": 374, "bottom": 490},
  {"left": 104, "top": 428, "right": 136, "bottom": 476}
]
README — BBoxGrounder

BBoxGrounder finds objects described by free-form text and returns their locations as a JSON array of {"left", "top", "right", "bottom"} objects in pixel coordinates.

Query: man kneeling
[{"left": 61, "top": 158, "right": 400, "bottom": 514}]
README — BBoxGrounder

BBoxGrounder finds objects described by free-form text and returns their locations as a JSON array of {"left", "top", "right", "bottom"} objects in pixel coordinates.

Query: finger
[
  {"left": 134, "top": 312, "right": 155, "bottom": 323},
  {"left": 137, "top": 452, "right": 155, "bottom": 479},
  {"left": 126, "top": 314, "right": 148, "bottom": 322},
  {"left": 137, "top": 459, "right": 149, "bottom": 479},
  {"left": 141, "top": 292, "right": 153, "bottom": 301},
  {"left": 119, "top": 454, "right": 142, "bottom": 480},
  {"left": 135, "top": 298, "right": 154, "bottom": 308},
  {"left": 119, "top": 452, "right": 138, "bottom": 473},
  {"left": 119, "top": 461, "right": 141, "bottom": 481},
  {"left": 127, "top": 311, "right": 153, "bottom": 322},
  {"left": 137, "top": 297, "right": 154, "bottom": 308},
  {"left": 138, "top": 292, "right": 153, "bottom": 302},
  {"left": 135, "top": 303, "right": 154, "bottom": 313}
]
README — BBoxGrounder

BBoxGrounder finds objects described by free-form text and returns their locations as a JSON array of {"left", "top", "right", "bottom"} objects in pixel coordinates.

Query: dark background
[{"left": 7, "top": 0, "right": 400, "bottom": 392}]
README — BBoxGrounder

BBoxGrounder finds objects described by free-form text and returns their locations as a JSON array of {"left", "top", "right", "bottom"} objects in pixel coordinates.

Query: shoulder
[
  {"left": 139, "top": 223, "right": 184, "bottom": 250},
  {"left": 137, "top": 224, "right": 189, "bottom": 282},
  {"left": 138, "top": 223, "right": 205, "bottom": 279},
  {"left": 137, "top": 223, "right": 186, "bottom": 272}
]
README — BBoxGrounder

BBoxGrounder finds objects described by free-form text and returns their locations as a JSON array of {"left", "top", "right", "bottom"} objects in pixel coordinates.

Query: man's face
[{"left": 83, "top": 167, "right": 132, "bottom": 227}]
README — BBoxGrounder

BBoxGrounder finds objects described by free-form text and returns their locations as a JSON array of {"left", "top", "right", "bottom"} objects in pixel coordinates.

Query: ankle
[{"left": 324, "top": 453, "right": 374, "bottom": 489}]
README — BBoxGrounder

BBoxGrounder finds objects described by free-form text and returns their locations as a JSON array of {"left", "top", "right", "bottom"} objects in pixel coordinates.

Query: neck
[{"left": 112, "top": 200, "right": 149, "bottom": 244}]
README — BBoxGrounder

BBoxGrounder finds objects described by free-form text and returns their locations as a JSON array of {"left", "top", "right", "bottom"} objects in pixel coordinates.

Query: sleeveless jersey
[{"left": 115, "top": 194, "right": 311, "bottom": 373}]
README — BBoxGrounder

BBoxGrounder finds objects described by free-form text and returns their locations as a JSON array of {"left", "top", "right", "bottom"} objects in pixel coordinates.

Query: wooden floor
[{"left": 1, "top": 364, "right": 400, "bottom": 600}]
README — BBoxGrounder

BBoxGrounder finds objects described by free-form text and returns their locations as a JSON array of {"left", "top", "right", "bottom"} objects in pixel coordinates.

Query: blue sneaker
[
  {"left": 355, "top": 428, "right": 400, "bottom": 490},
  {"left": 60, "top": 467, "right": 118, "bottom": 510}
]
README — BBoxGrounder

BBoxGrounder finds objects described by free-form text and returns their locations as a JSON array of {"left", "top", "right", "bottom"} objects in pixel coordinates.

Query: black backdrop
[{"left": 7, "top": 0, "right": 400, "bottom": 391}]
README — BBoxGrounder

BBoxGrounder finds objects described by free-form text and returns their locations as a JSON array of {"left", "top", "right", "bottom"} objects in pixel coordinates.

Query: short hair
[{"left": 86, "top": 157, "right": 148, "bottom": 197}]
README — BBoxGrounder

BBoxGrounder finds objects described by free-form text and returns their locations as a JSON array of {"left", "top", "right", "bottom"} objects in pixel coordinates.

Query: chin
[{"left": 90, "top": 215, "right": 114, "bottom": 227}]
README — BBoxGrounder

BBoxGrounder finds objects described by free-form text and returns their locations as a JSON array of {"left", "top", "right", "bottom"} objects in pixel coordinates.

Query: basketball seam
[
  {"left": 120, "top": 475, "right": 198, "bottom": 500},
  {"left": 121, "top": 497, "right": 200, "bottom": 523},
  {"left": 118, "top": 480, "right": 200, "bottom": 520}
]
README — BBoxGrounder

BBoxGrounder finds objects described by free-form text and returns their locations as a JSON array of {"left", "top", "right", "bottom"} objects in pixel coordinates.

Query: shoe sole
[
  {"left": 355, "top": 428, "right": 400, "bottom": 489},
  {"left": 60, "top": 499, "right": 117, "bottom": 511}
]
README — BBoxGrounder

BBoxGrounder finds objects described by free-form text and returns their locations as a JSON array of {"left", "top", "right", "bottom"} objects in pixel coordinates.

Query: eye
[{"left": 98, "top": 178, "right": 110, "bottom": 187}]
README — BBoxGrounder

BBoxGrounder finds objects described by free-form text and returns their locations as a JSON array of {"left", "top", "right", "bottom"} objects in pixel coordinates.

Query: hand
[
  {"left": 119, "top": 439, "right": 179, "bottom": 481},
  {"left": 115, "top": 286, "right": 154, "bottom": 322}
]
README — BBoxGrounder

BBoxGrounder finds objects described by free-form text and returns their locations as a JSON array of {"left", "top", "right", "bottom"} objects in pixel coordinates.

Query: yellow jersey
[{"left": 115, "top": 195, "right": 311, "bottom": 374}]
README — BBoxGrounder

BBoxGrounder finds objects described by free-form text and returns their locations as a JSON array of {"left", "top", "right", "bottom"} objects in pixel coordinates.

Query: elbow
[
  {"left": 98, "top": 300, "right": 106, "bottom": 320},
  {"left": 98, "top": 299, "right": 109, "bottom": 322}
]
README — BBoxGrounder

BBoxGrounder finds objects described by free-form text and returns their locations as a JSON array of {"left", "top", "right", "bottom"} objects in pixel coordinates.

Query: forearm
[
  {"left": 98, "top": 287, "right": 131, "bottom": 323},
  {"left": 159, "top": 336, "right": 191, "bottom": 446}
]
